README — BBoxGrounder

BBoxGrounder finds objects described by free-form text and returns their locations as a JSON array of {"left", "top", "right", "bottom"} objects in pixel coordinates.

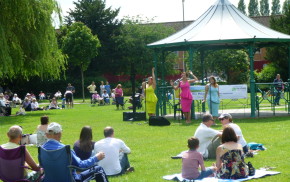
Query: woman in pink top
[
  {"left": 115, "top": 84, "right": 124, "bottom": 110},
  {"left": 171, "top": 71, "right": 198, "bottom": 123},
  {"left": 182, "top": 137, "right": 216, "bottom": 180}
]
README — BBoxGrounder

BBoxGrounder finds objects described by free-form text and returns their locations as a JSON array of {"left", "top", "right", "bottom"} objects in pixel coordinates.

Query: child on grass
[{"left": 182, "top": 137, "right": 217, "bottom": 180}]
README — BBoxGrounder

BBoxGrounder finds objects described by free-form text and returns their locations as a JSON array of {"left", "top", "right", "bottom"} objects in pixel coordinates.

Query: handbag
[{"left": 247, "top": 161, "right": 255, "bottom": 176}]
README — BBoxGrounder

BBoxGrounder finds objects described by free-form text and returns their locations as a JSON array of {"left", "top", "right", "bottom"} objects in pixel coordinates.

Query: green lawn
[{"left": 0, "top": 99, "right": 289, "bottom": 182}]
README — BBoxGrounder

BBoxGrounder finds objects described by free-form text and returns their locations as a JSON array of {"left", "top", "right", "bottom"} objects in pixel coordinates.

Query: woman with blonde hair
[
  {"left": 170, "top": 70, "right": 198, "bottom": 123},
  {"left": 203, "top": 76, "right": 220, "bottom": 122}
]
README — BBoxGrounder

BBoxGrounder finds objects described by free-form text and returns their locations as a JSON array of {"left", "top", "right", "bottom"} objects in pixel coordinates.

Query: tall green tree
[
  {"left": 282, "top": 0, "right": 290, "bottom": 14},
  {"left": 198, "top": 50, "right": 249, "bottom": 84},
  {"left": 248, "top": 0, "right": 260, "bottom": 16},
  {"left": 238, "top": 0, "right": 247, "bottom": 15},
  {"left": 260, "top": 0, "right": 270, "bottom": 15},
  {"left": 264, "top": 3, "right": 290, "bottom": 81},
  {"left": 62, "top": 22, "right": 101, "bottom": 102},
  {"left": 0, "top": 0, "right": 66, "bottom": 80},
  {"left": 65, "top": 0, "right": 121, "bottom": 74},
  {"left": 113, "top": 16, "right": 177, "bottom": 76},
  {"left": 271, "top": 0, "right": 281, "bottom": 15}
]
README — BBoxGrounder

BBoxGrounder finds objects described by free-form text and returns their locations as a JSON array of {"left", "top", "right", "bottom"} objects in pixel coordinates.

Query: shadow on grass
[{"left": 0, "top": 112, "right": 56, "bottom": 127}]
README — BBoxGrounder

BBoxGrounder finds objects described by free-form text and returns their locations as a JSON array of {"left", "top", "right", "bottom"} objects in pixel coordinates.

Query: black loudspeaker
[
  {"left": 149, "top": 116, "right": 171, "bottom": 126},
  {"left": 123, "top": 112, "right": 146, "bottom": 121}
]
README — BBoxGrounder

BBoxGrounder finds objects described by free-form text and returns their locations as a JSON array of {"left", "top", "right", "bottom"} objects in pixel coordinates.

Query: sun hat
[{"left": 47, "top": 122, "right": 62, "bottom": 134}]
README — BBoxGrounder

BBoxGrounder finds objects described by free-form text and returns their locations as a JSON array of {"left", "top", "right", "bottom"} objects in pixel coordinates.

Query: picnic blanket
[{"left": 163, "top": 170, "right": 280, "bottom": 181}]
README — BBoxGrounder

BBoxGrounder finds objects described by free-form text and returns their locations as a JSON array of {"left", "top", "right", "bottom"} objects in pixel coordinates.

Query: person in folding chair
[
  {"left": 40, "top": 122, "right": 109, "bottom": 182},
  {"left": 0, "top": 125, "right": 41, "bottom": 181}
]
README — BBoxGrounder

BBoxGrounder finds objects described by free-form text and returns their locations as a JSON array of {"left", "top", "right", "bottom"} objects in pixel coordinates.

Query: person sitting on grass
[
  {"left": 48, "top": 97, "right": 59, "bottom": 109},
  {"left": 36, "top": 115, "right": 49, "bottom": 146},
  {"left": 1, "top": 125, "right": 41, "bottom": 180},
  {"left": 182, "top": 137, "right": 217, "bottom": 180},
  {"left": 22, "top": 97, "right": 32, "bottom": 111},
  {"left": 42, "top": 122, "right": 109, "bottom": 182},
  {"left": 91, "top": 92, "right": 101, "bottom": 104},
  {"left": 194, "top": 114, "right": 222, "bottom": 159},
  {"left": 218, "top": 113, "right": 250, "bottom": 155},
  {"left": 216, "top": 126, "right": 248, "bottom": 179},
  {"left": 94, "top": 126, "right": 134, "bottom": 176},
  {"left": 31, "top": 98, "right": 43, "bottom": 111},
  {"left": 73, "top": 126, "right": 95, "bottom": 160},
  {"left": 102, "top": 90, "right": 110, "bottom": 104}
]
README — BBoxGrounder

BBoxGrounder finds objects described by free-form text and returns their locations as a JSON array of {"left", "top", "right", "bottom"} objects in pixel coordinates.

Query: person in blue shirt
[
  {"left": 42, "top": 122, "right": 109, "bottom": 182},
  {"left": 104, "top": 81, "right": 111, "bottom": 96}
]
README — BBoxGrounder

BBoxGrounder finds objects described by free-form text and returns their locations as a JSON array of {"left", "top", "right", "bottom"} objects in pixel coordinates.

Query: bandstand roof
[{"left": 147, "top": 0, "right": 290, "bottom": 50}]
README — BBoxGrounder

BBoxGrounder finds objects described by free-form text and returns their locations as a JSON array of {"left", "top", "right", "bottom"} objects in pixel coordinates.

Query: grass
[{"left": 0, "top": 99, "right": 290, "bottom": 181}]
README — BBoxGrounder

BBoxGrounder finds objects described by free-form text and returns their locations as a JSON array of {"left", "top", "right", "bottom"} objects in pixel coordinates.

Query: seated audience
[
  {"left": 39, "top": 91, "right": 46, "bottom": 100},
  {"left": 182, "top": 137, "right": 216, "bottom": 180},
  {"left": 194, "top": 114, "right": 222, "bottom": 159},
  {"left": 216, "top": 127, "right": 249, "bottom": 179},
  {"left": 54, "top": 90, "right": 62, "bottom": 99},
  {"left": 0, "top": 93, "right": 10, "bottom": 116},
  {"left": 4, "top": 91, "right": 10, "bottom": 100},
  {"left": 42, "top": 122, "right": 108, "bottom": 182},
  {"left": 48, "top": 97, "right": 59, "bottom": 109},
  {"left": 73, "top": 126, "right": 95, "bottom": 160},
  {"left": 92, "top": 92, "right": 101, "bottom": 104},
  {"left": 25, "top": 93, "right": 32, "bottom": 101},
  {"left": 218, "top": 113, "right": 249, "bottom": 154},
  {"left": 36, "top": 116, "right": 49, "bottom": 146},
  {"left": 94, "top": 126, "right": 134, "bottom": 176},
  {"left": 1, "top": 125, "right": 41, "bottom": 180},
  {"left": 31, "top": 98, "right": 43, "bottom": 111},
  {"left": 12, "top": 93, "right": 22, "bottom": 105},
  {"left": 102, "top": 90, "right": 110, "bottom": 104},
  {"left": 22, "top": 97, "right": 32, "bottom": 111}
]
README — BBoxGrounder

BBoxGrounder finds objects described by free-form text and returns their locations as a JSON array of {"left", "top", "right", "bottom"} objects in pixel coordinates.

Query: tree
[
  {"left": 65, "top": 0, "right": 121, "bottom": 74},
  {"left": 238, "top": 0, "right": 247, "bottom": 15},
  {"left": 191, "top": 50, "right": 249, "bottom": 84},
  {"left": 282, "top": 0, "right": 290, "bottom": 14},
  {"left": 62, "top": 22, "right": 101, "bottom": 102},
  {"left": 248, "top": 0, "right": 260, "bottom": 16},
  {"left": 113, "top": 16, "right": 177, "bottom": 76},
  {"left": 0, "top": 0, "right": 66, "bottom": 80},
  {"left": 260, "top": 0, "right": 270, "bottom": 16},
  {"left": 271, "top": 0, "right": 281, "bottom": 15},
  {"left": 265, "top": 3, "right": 290, "bottom": 81}
]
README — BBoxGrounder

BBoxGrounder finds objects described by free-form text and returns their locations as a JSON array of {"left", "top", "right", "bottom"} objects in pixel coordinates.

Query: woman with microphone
[{"left": 170, "top": 71, "right": 198, "bottom": 123}]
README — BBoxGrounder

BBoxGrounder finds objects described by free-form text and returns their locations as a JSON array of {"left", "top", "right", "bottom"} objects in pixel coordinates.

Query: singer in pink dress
[{"left": 170, "top": 71, "right": 198, "bottom": 123}]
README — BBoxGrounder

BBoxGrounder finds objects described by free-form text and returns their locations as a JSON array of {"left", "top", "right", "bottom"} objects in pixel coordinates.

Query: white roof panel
[{"left": 148, "top": 0, "right": 290, "bottom": 47}]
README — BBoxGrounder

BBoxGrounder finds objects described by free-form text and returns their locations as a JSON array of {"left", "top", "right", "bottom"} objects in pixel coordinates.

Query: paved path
[{"left": 166, "top": 106, "right": 289, "bottom": 120}]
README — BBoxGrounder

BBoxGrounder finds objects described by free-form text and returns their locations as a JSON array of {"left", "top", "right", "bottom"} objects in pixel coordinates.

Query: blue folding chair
[{"left": 38, "top": 145, "right": 98, "bottom": 182}]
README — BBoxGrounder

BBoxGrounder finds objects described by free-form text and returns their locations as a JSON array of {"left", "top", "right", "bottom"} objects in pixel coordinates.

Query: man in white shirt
[
  {"left": 194, "top": 114, "right": 222, "bottom": 159},
  {"left": 94, "top": 127, "right": 134, "bottom": 176},
  {"left": 218, "top": 113, "right": 249, "bottom": 154}
]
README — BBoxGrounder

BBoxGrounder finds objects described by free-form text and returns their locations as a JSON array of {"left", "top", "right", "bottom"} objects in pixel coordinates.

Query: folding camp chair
[
  {"left": 38, "top": 145, "right": 100, "bottom": 182},
  {"left": 0, "top": 145, "right": 29, "bottom": 182}
]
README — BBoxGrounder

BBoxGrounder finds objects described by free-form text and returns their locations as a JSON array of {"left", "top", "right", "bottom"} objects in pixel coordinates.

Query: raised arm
[
  {"left": 170, "top": 80, "right": 179, "bottom": 90},
  {"left": 152, "top": 67, "right": 156, "bottom": 90},
  {"left": 188, "top": 70, "right": 198, "bottom": 83}
]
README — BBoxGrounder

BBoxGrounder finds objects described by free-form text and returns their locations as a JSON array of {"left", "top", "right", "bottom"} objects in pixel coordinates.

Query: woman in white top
[{"left": 36, "top": 116, "right": 49, "bottom": 146}]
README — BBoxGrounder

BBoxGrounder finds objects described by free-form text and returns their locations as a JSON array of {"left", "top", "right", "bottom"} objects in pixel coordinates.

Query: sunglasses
[{"left": 219, "top": 118, "right": 227, "bottom": 121}]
